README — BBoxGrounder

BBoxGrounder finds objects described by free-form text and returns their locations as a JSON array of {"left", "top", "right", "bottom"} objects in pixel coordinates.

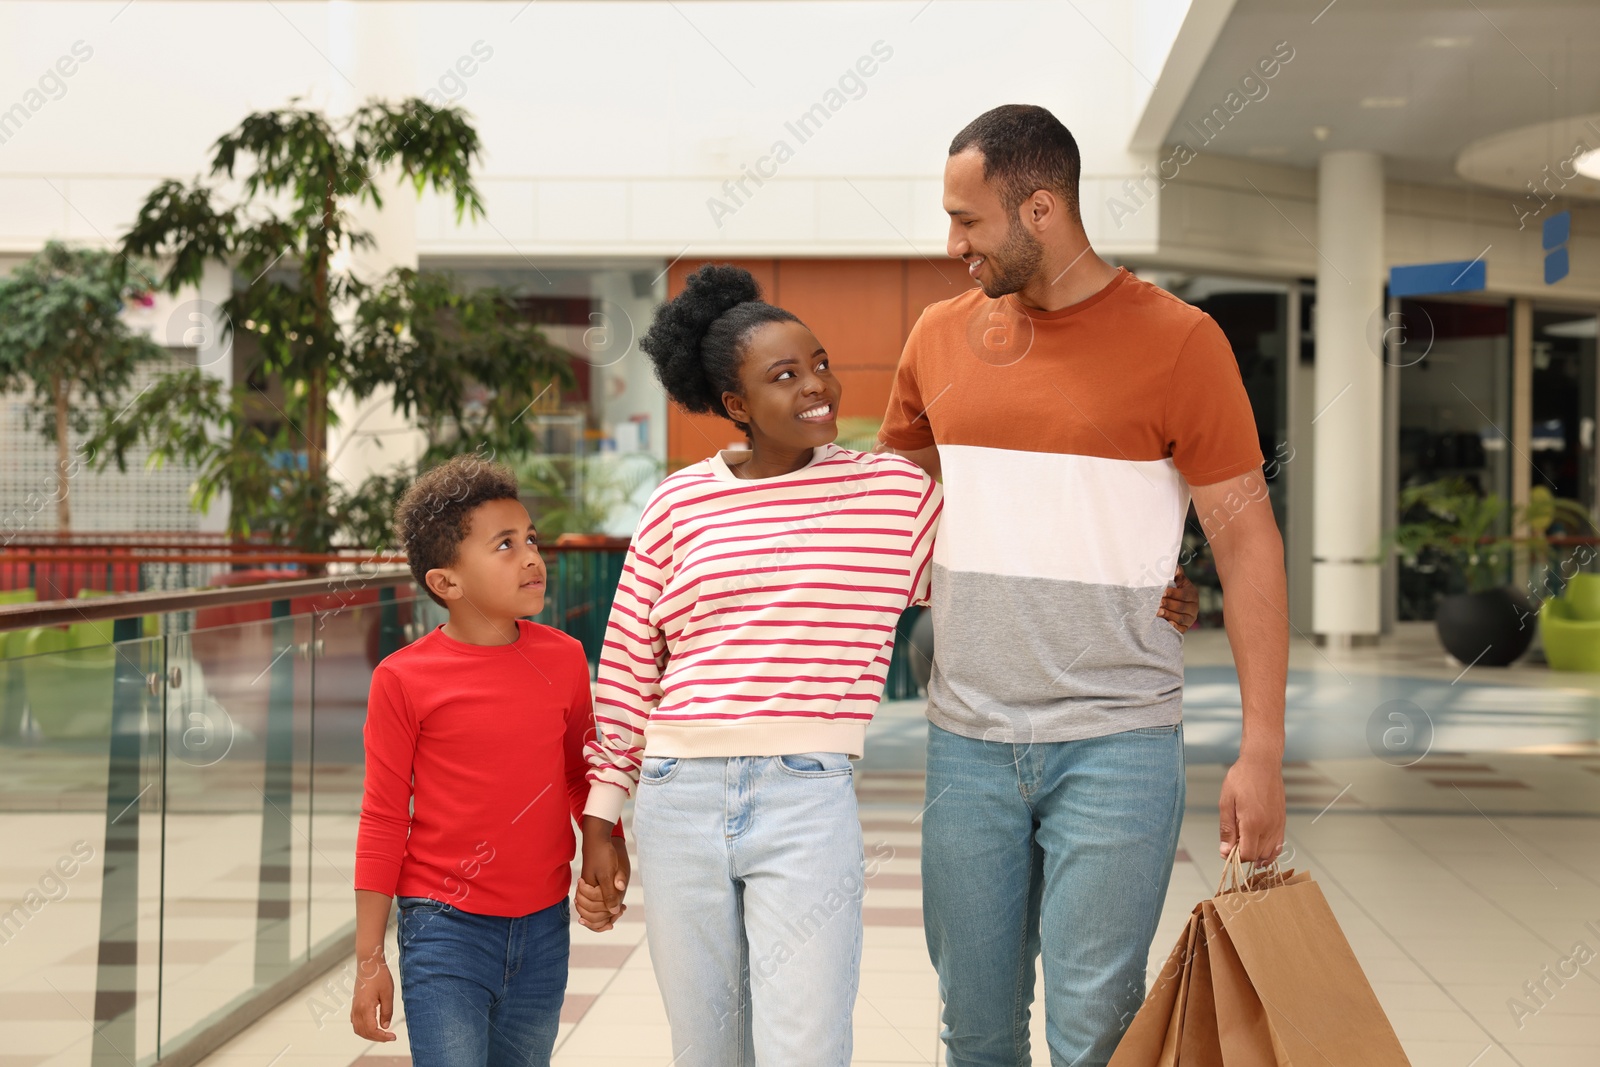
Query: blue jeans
[
  {"left": 634, "top": 752, "right": 865, "bottom": 1067},
  {"left": 395, "top": 895, "right": 569, "bottom": 1067},
  {"left": 921, "top": 722, "right": 1185, "bottom": 1067}
]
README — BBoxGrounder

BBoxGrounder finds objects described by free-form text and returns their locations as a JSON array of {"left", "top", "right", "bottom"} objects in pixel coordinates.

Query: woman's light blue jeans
[
  {"left": 921, "top": 721, "right": 1186, "bottom": 1067},
  {"left": 634, "top": 752, "right": 865, "bottom": 1067}
]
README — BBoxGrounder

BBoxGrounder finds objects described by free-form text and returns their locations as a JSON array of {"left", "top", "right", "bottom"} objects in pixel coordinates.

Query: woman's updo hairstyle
[{"left": 640, "top": 264, "right": 801, "bottom": 435}]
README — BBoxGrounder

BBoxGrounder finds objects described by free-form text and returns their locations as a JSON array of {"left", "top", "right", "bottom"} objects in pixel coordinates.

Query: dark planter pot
[{"left": 1435, "top": 588, "right": 1537, "bottom": 667}]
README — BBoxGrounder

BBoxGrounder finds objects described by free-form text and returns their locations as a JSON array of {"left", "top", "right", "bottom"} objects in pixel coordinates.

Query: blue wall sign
[{"left": 1389, "top": 258, "right": 1488, "bottom": 298}]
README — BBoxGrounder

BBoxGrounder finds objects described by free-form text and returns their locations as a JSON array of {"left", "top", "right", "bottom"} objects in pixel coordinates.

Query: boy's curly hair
[{"left": 394, "top": 454, "right": 520, "bottom": 607}]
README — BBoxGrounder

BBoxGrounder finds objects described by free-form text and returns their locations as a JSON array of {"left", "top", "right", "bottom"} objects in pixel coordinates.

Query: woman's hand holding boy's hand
[{"left": 576, "top": 816, "right": 630, "bottom": 932}]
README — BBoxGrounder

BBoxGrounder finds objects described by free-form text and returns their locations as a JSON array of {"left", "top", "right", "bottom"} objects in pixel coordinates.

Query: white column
[
  {"left": 325, "top": 1, "right": 426, "bottom": 500},
  {"left": 195, "top": 259, "right": 235, "bottom": 533},
  {"left": 1312, "top": 150, "right": 1385, "bottom": 643}
]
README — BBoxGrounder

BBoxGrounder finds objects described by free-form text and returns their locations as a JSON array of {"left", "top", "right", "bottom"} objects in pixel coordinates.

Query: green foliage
[
  {"left": 0, "top": 242, "right": 167, "bottom": 442},
  {"left": 95, "top": 96, "right": 569, "bottom": 552},
  {"left": 1390, "top": 478, "right": 1593, "bottom": 594},
  {"left": 88, "top": 367, "right": 339, "bottom": 545},
  {"left": 332, "top": 468, "right": 413, "bottom": 555},
  {"left": 1522, "top": 485, "right": 1592, "bottom": 544},
  {"left": 833, "top": 416, "right": 883, "bottom": 454},
  {"left": 0, "top": 241, "right": 171, "bottom": 528},
  {"left": 512, "top": 452, "right": 663, "bottom": 540},
  {"left": 349, "top": 268, "right": 575, "bottom": 459}
]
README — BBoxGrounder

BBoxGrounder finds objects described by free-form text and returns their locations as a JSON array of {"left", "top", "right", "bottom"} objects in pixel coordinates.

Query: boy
[{"left": 350, "top": 454, "right": 629, "bottom": 1067}]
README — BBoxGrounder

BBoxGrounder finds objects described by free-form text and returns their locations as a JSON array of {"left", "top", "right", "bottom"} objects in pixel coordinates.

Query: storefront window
[
  {"left": 1395, "top": 298, "right": 1512, "bottom": 618},
  {"left": 1531, "top": 308, "right": 1598, "bottom": 512},
  {"left": 1142, "top": 272, "right": 1290, "bottom": 626}
]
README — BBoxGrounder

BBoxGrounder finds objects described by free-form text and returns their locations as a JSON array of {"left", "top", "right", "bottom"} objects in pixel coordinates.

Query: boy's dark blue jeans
[{"left": 396, "top": 895, "right": 570, "bottom": 1067}]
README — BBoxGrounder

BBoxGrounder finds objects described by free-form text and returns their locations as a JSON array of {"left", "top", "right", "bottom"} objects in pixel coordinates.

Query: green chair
[
  {"left": 1540, "top": 574, "right": 1600, "bottom": 673},
  {"left": 0, "top": 590, "right": 37, "bottom": 737},
  {"left": 0, "top": 590, "right": 38, "bottom": 660},
  {"left": 74, "top": 588, "right": 160, "bottom": 644},
  {"left": 17, "top": 591, "right": 158, "bottom": 740},
  {"left": 18, "top": 625, "right": 115, "bottom": 739}
]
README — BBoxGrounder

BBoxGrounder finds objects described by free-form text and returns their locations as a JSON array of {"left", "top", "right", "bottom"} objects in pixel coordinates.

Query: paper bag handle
[{"left": 1215, "top": 848, "right": 1287, "bottom": 896}]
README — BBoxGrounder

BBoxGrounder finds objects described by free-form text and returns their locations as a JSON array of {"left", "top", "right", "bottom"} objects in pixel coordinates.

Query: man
[{"left": 878, "top": 104, "right": 1288, "bottom": 1067}]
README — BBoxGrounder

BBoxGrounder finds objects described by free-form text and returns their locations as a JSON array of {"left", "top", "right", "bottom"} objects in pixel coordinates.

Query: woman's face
[{"left": 722, "top": 319, "right": 841, "bottom": 450}]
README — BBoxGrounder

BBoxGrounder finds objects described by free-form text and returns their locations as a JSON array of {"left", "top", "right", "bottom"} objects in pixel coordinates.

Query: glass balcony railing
[
  {"left": 0, "top": 550, "right": 927, "bottom": 1067},
  {"left": 0, "top": 571, "right": 432, "bottom": 1067}
]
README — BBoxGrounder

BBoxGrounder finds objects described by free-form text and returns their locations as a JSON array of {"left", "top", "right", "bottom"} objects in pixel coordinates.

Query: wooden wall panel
[
  {"left": 903, "top": 258, "right": 971, "bottom": 332},
  {"left": 829, "top": 368, "right": 895, "bottom": 434},
  {"left": 773, "top": 260, "right": 904, "bottom": 372}
]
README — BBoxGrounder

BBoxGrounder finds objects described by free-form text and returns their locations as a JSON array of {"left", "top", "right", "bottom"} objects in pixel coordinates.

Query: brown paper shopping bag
[
  {"left": 1110, "top": 854, "right": 1410, "bottom": 1066},
  {"left": 1210, "top": 855, "right": 1409, "bottom": 1066},
  {"left": 1200, "top": 898, "right": 1279, "bottom": 1067},
  {"left": 1110, "top": 904, "right": 1204, "bottom": 1067},
  {"left": 1178, "top": 907, "right": 1223, "bottom": 1065}
]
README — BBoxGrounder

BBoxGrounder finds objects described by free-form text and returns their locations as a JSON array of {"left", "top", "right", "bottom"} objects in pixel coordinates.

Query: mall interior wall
[{"left": 0, "top": 1, "right": 1179, "bottom": 263}]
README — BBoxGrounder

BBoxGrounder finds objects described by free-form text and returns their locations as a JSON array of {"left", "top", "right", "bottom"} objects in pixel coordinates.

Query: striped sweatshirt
[{"left": 582, "top": 443, "right": 943, "bottom": 824}]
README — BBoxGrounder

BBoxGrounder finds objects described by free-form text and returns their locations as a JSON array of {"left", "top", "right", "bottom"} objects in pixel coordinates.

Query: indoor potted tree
[
  {"left": 1391, "top": 479, "right": 1591, "bottom": 666},
  {"left": 513, "top": 451, "right": 663, "bottom": 542}
]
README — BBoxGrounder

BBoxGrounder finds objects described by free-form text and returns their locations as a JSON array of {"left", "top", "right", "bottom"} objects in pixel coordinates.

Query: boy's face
[{"left": 427, "top": 498, "right": 547, "bottom": 620}]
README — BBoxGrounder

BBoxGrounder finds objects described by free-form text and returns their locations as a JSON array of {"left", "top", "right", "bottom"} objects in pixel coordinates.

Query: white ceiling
[{"left": 1164, "top": 0, "right": 1600, "bottom": 188}]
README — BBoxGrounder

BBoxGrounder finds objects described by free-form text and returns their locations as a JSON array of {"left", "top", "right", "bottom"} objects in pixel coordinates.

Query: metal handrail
[
  {"left": 1, "top": 541, "right": 318, "bottom": 553},
  {"left": 0, "top": 551, "right": 408, "bottom": 565},
  {"left": 0, "top": 542, "right": 629, "bottom": 562},
  {"left": 7, "top": 534, "right": 272, "bottom": 540},
  {"left": 0, "top": 569, "right": 417, "bottom": 632}
]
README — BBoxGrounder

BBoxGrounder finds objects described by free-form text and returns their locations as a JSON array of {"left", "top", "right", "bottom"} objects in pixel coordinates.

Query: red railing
[{"left": 0, "top": 538, "right": 630, "bottom": 601}]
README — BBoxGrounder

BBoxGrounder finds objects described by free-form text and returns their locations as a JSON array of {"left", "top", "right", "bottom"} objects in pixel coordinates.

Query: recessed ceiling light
[
  {"left": 1312, "top": 125, "right": 1332, "bottom": 141},
  {"left": 1423, "top": 36, "right": 1472, "bottom": 48},
  {"left": 1360, "top": 97, "right": 1408, "bottom": 108},
  {"left": 1576, "top": 147, "right": 1600, "bottom": 180}
]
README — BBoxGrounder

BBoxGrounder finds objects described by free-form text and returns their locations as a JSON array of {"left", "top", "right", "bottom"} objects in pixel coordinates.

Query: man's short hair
[
  {"left": 949, "top": 104, "right": 1081, "bottom": 219},
  {"left": 394, "top": 454, "right": 520, "bottom": 607}
]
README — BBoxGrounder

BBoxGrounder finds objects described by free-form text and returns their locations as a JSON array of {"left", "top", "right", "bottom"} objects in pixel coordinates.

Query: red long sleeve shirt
[{"left": 355, "top": 619, "right": 617, "bottom": 917}]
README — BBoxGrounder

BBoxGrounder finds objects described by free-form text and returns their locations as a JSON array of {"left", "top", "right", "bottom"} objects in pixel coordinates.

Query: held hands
[
  {"left": 575, "top": 815, "right": 630, "bottom": 932},
  {"left": 1158, "top": 566, "right": 1200, "bottom": 632},
  {"left": 349, "top": 949, "right": 397, "bottom": 1042}
]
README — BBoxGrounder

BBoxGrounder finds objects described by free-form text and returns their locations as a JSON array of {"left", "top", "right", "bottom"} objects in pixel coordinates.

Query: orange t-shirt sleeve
[
  {"left": 879, "top": 314, "right": 937, "bottom": 451},
  {"left": 1164, "top": 314, "right": 1265, "bottom": 486}
]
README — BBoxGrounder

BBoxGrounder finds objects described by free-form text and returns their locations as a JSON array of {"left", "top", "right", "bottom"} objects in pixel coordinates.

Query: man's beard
[{"left": 978, "top": 216, "right": 1044, "bottom": 298}]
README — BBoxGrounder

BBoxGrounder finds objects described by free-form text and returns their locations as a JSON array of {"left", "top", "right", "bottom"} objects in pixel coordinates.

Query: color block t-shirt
[{"left": 878, "top": 268, "right": 1263, "bottom": 743}]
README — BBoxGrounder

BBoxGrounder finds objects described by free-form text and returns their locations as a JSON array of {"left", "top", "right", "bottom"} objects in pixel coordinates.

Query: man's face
[
  {"left": 429, "top": 497, "right": 547, "bottom": 619},
  {"left": 943, "top": 148, "right": 1044, "bottom": 299}
]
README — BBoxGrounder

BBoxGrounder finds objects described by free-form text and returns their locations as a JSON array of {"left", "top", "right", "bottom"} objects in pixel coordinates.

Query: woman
[{"left": 576, "top": 265, "right": 1195, "bottom": 1065}]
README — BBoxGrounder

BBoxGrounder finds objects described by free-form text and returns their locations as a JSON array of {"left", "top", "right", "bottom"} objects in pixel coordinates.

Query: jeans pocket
[
  {"left": 1129, "top": 723, "right": 1181, "bottom": 736},
  {"left": 777, "top": 751, "right": 854, "bottom": 778},
  {"left": 639, "top": 756, "right": 681, "bottom": 784},
  {"left": 396, "top": 897, "right": 453, "bottom": 951},
  {"left": 396, "top": 895, "right": 452, "bottom": 915}
]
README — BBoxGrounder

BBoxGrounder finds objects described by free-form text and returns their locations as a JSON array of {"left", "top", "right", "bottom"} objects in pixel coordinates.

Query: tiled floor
[{"left": 4, "top": 623, "right": 1598, "bottom": 1065}]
